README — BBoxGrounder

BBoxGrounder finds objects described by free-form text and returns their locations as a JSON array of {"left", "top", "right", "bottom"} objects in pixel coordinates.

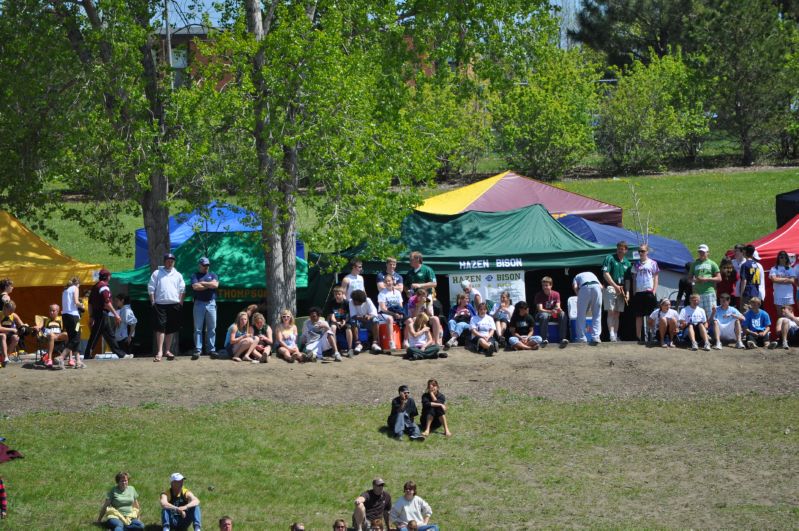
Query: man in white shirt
[
  {"left": 678, "top": 294, "right": 710, "bottom": 351},
  {"left": 572, "top": 271, "right": 603, "bottom": 344},
  {"left": 148, "top": 253, "right": 186, "bottom": 362},
  {"left": 711, "top": 293, "right": 745, "bottom": 350},
  {"left": 349, "top": 289, "right": 382, "bottom": 353},
  {"left": 460, "top": 279, "right": 482, "bottom": 306},
  {"left": 341, "top": 259, "right": 365, "bottom": 300}
]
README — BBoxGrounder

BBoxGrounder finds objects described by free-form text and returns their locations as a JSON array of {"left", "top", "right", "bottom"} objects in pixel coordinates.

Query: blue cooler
[{"left": 533, "top": 321, "right": 561, "bottom": 343}]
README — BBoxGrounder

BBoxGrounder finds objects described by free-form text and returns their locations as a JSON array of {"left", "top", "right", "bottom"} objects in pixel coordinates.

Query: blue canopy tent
[
  {"left": 557, "top": 214, "right": 692, "bottom": 300},
  {"left": 134, "top": 202, "right": 305, "bottom": 267}
]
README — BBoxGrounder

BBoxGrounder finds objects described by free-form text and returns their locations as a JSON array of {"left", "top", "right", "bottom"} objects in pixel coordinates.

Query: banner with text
[{"left": 448, "top": 271, "right": 526, "bottom": 307}]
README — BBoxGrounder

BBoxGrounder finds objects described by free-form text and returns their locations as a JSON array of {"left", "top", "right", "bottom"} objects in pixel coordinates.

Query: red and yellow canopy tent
[{"left": 417, "top": 170, "right": 623, "bottom": 226}]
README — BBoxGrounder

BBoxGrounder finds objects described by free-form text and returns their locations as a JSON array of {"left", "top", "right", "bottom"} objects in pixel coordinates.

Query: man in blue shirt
[{"left": 191, "top": 257, "right": 219, "bottom": 360}]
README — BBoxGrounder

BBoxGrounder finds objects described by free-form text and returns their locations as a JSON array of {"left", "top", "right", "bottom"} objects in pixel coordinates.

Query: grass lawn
[
  {"left": 559, "top": 168, "right": 799, "bottom": 261},
  {"left": 2, "top": 395, "right": 797, "bottom": 529}
]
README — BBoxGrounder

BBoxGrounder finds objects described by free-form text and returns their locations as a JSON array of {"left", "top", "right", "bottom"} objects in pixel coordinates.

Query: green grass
[
  {"left": 558, "top": 168, "right": 799, "bottom": 260},
  {"left": 2, "top": 395, "right": 797, "bottom": 529}
]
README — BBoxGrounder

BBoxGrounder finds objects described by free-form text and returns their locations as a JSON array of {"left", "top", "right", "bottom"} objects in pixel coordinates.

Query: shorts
[
  {"left": 698, "top": 292, "right": 717, "bottom": 316},
  {"left": 603, "top": 286, "right": 626, "bottom": 312},
  {"left": 775, "top": 295, "right": 795, "bottom": 307},
  {"left": 631, "top": 291, "right": 657, "bottom": 317},
  {"left": 715, "top": 320, "right": 739, "bottom": 342},
  {"left": 153, "top": 303, "right": 181, "bottom": 333}
]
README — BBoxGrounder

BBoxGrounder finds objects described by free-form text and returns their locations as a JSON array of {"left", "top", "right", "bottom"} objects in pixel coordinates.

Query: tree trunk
[{"left": 143, "top": 171, "right": 171, "bottom": 271}]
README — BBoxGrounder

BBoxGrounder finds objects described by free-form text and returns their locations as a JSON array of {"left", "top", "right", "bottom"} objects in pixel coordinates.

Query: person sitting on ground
[
  {"left": 631, "top": 244, "right": 659, "bottom": 344},
  {"left": 0, "top": 278, "right": 12, "bottom": 307},
  {"left": 352, "top": 478, "right": 392, "bottom": 531},
  {"left": 290, "top": 523, "right": 305, "bottom": 531},
  {"left": 420, "top": 378, "right": 452, "bottom": 437},
  {"left": 717, "top": 258, "right": 739, "bottom": 308},
  {"left": 326, "top": 286, "right": 355, "bottom": 357},
  {"left": 406, "top": 288, "right": 443, "bottom": 349},
  {"left": 404, "top": 310, "right": 441, "bottom": 361},
  {"left": 276, "top": 310, "right": 302, "bottom": 363},
  {"left": 769, "top": 305, "right": 799, "bottom": 350},
  {"left": 97, "top": 471, "right": 144, "bottom": 531},
  {"left": 469, "top": 302, "right": 498, "bottom": 356},
  {"left": 244, "top": 304, "right": 259, "bottom": 327},
  {"left": 377, "top": 275, "right": 405, "bottom": 351},
  {"left": 218, "top": 516, "right": 233, "bottom": 530},
  {"left": 368, "top": 518, "right": 386, "bottom": 530},
  {"left": 389, "top": 481, "right": 437, "bottom": 531},
  {"left": 388, "top": 385, "right": 424, "bottom": 440},
  {"left": 113, "top": 294, "right": 137, "bottom": 358},
  {"left": 491, "top": 291, "right": 513, "bottom": 346},
  {"left": 34, "top": 304, "right": 68, "bottom": 369},
  {"left": 507, "top": 301, "right": 542, "bottom": 351},
  {"left": 249, "top": 312, "right": 273, "bottom": 362},
  {"left": 534, "top": 277, "right": 569, "bottom": 347},
  {"left": 691, "top": 244, "right": 721, "bottom": 320},
  {"left": 301, "top": 306, "right": 341, "bottom": 362},
  {"left": 342, "top": 258, "right": 366, "bottom": 300},
  {"left": 678, "top": 293, "right": 710, "bottom": 351},
  {"left": 0, "top": 475, "right": 6, "bottom": 519},
  {"left": 739, "top": 244, "right": 761, "bottom": 310},
  {"left": 647, "top": 298, "right": 679, "bottom": 348},
  {"left": 711, "top": 293, "right": 745, "bottom": 350},
  {"left": 332, "top": 518, "right": 347, "bottom": 531},
  {"left": 160, "top": 472, "right": 201, "bottom": 531},
  {"left": 349, "top": 290, "right": 382, "bottom": 354},
  {"left": 376, "top": 257, "right": 404, "bottom": 293},
  {"left": 459, "top": 279, "right": 482, "bottom": 307},
  {"left": 0, "top": 300, "right": 26, "bottom": 365},
  {"left": 743, "top": 297, "right": 771, "bottom": 349},
  {"left": 572, "top": 270, "right": 603, "bottom": 344},
  {"left": 445, "top": 293, "right": 475, "bottom": 348},
  {"left": 770, "top": 250, "right": 796, "bottom": 314},
  {"left": 224, "top": 311, "right": 260, "bottom": 363},
  {"left": 60, "top": 276, "right": 85, "bottom": 369}
]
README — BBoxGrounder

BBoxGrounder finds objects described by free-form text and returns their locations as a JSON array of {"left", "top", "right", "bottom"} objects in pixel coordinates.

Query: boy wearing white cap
[
  {"left": 690, "top": 244, "right": 720, "bottom": 319},
  {"left": 460, "top": 280, "right": 482, "bottom": 307},
  {"left": 160, "top": 473, "right": 201, "bottom": 531}
]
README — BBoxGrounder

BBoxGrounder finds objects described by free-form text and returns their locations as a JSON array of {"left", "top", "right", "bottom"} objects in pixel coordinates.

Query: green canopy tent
[{"left": 112, "top": 231, "right": 309, "bottom": 354}]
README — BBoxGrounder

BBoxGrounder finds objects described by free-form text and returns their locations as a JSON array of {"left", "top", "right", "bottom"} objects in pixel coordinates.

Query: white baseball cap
[
  {"left": 461, "top": 279, "right": 471, "bottom": 289},
  {"left": 697, "top": 244, "right": 709, "bottom": 253},
  {"left": 170, "top": 473, "right": 185, "bottom": 482}
]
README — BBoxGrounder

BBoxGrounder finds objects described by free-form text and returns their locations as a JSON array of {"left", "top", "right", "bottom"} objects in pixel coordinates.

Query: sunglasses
[{"left": 281, "top": 315, "right": 291, "bottom": 319}]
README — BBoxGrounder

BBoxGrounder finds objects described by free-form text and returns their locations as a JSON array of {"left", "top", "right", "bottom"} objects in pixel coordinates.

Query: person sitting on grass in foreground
[
  {"left": 770, "top": 305, "right": 799, "bottom": 350},
  {"left": 711, "top": 293, "right": 745, "bottom": 350},
  {"left": 507, "top": 301, "right": 542, "bottom": 351},
  {"left": 389, "top": 481, "right": 437, "bottom": 531},
  {"left": 326, "top": 286, "right": 354, "bottom": 357},
  {"left": 276, "top": 310, "right": 302, "bottom": 363},
  {"left": 647, "top": 298, "right": 679, "bottom": 348},
  {"left": 249, "top": 312, "right": 273, "bottom": 362},
  {"left": 301, "top": 306, "right": 341, "bottom": 362},
  {"left": 388, "top": 385, "right": 424, "bottom": 441},
  {"left": 678, "top": 294, "right": 710, "bottom": 351},
  {"left": 224, "top": 311, "right": 261, "bottom": 363},
  {"left": 349, "top": 290, "right": 382, "bottom": 354},
  {"left": 97, "top": 471, "right": 144, "bottom": 531},
  {"left": 352, "top": 478, "right": 392, "bottom": 531},
  {"left": 743, "top": 297, "right": 771, "bottom": 349},
  {"left": 445, "top": 293, "right": 475, "bottom": 348},
  {"left": 160, "top": 473, "right": 201, "bottom": 531},
  {"left": 421, "top": 378, "right": 452, "bottom": 438},
  {"left": 469, "top": 302, "right": 498, "bottom": 356},
  {"left": 218, "top": 516, "right": 233, "bottom": 530}
]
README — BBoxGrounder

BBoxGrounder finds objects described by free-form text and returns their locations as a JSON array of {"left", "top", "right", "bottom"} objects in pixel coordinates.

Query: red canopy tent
[{"left": 749, "top": 213, "right": 799, "bottom": 321}]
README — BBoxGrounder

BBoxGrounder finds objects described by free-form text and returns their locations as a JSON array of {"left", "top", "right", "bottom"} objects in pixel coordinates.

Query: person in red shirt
[{"left": 533, "top": 277, "right": 569, "bottom": 347}]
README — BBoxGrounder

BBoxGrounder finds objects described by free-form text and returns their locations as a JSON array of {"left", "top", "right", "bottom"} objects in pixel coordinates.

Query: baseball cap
[
  {"left": 199, "top": 257, "right": 210, "bottom": 265},
  {"left": 170, "top": 472, "right": 185, "bottom": 482},
  {"left": 164, "top": 252, "right": 177, "bottom": 261},
  {"left": 398, "top": 385, "right": 409, "bottom": 393},
  {"left": 372, "top": 477, "right": 385, "bottom": 486},
  {"left": 98, "top": 268, "right": 111, "bottom": 280},
  {"left": 697, "top": 244, "right": 709, "bottom": 253},
  {"left": 461, "top": 279, "right": 471, "bottom": 289}
]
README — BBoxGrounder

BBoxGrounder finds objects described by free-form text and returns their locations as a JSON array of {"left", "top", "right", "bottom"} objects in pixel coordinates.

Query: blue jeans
[
  {"left": 161, "top": 505, "right": 201, "bottom": 531},
  {"left": 400, "top": 525, "right": 438, "bottom": 531},
  {"left": 193, "top": 299, "right": 217, "bottom": 353},
  {"left": 105, "top": 518, "right": 144, "bottom": 531},
  {"left": 392, "top": 411, "right": 421, "bottom": 438},
  {"left": 448, "top": 320, "right": 471, "bottom": 337}
]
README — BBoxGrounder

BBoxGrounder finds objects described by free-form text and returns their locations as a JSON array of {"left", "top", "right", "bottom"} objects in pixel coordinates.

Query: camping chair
[{"left": 34, "top": 315, "right": 66, "bottom": 363}]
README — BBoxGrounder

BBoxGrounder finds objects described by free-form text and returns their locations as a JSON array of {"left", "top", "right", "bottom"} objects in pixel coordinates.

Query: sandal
[
  {"left": 153, "top": 354, "right": 163, "bottom": 362},
  {"left": 232, "top": 357, "right": 241, "bottom": 362},
  {"left": 165, "top": 352, "right": 175, "bottom": 361},
  {"left": 661, "top": 343, "right": 668, "bottom": 348},
  {"left": 75, "top": 362, "right": 86, "bottom": 369}
]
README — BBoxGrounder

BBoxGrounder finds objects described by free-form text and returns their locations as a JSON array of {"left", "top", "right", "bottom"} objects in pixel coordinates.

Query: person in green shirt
[
  {"left": 97, "top": 472, "right": 144, "bottom": 530},
  {"left": 405, "top": 252, "right": 437, "bottom": 298},
  {"left": 690, "top": 244, "right": 721, "bottom": 319},
  {"left": 601, "top": 241, "right": 632, "bottom": 342}
]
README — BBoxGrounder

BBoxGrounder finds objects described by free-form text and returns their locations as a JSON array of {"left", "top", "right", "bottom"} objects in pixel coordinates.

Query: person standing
[
  {"left": 376, "top": 257, "right": 404, "bottom": 292},
  {"left": 353, "top": 478, "right": 392, "bottom": 531},
  {"left": 405, "top": 252, "right": 437, "bottom": 297},
  {"left": 738, "top": 244, "right": 761, "bottom": 310},
  {"left": 61, "top": 276, "right": 85, "bottom": 367},
  {"left": 572, "top": 271, "right": 603, "bottom": 344},
  {"left": 630, "top": 244, "right": 659, "bottom": 344},
  {"left": 341, "top": 258, "right": 366, "bottom": 300},
  {"left": 601, "top": 241, "right": 631, "bottom": 342},
  {"left": 690, "top": 244, "right": 721, "bottom": 319},
  {"left": 148, "top": 253, "right": 186, "bottom": 362},
  {"left": 84, "top": 269, "right": 126, "bottom": 360},
  {"left": 191, "top": 257, "right": 219, "bottom": 360}
]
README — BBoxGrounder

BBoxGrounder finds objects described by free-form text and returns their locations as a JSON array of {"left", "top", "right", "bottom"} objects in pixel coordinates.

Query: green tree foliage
[
  {"left": 692, "top": 0, "right": 795, "bottom": 165},
  {"left": 596, "top": 51, "right": 710, "bottom": 173},
  {"left": 492, "top": 49, "right": 599, "bottom": 180},
  {"left": 571, "top": 0, "right": 698, "bottom": 68}
]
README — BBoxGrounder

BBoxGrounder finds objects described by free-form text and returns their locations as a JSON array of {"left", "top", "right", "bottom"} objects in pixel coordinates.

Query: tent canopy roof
[
  {"left": 558, "top": 214, "right": 692, "bottom": 271},
  {"left": 750, "top": 213, "right": 799, "bottom": 270},
  {"left": 367, "top": 205, "right": 617, "bottom": 274},
  {"left": 0, "top": 210, "right": 103, "bottom": 287},
  {"left": 416, "top": 171, "right": 623, "bottom": 226},
  {"left": 116, "top": 231, "right": 308, "bottom": 301}
]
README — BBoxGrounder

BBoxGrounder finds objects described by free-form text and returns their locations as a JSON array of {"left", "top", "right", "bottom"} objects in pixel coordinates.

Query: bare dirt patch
[{"left": 2, "top": 343, "right": 797, "bottom": 416}]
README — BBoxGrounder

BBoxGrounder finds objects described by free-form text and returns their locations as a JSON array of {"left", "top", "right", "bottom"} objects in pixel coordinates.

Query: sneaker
[
  {"left": 609, "top": 334, "right": 619, "bottom": 342},
  {"left": 123, "top": 353, "right": 134, "bottom": 359},
  {"left": 334, "top": 352, "right": 342, "bottom": 361},
  {"left": 191, "top": 351, "right": 201, "bottom": 360},
  {"left": 53, "top": 358, "right": 64, "bottom": 370},
  {"left": 783, "top": 342, "right": 790, "bottom": 350},
  {"left": 371, "top": 342, "right": 382, "bottom": 354},
  {"left": 485, "top": 343, "right": 495, "bottom": 357},
  {"left": 446, "top": 336, "right": 459, "bottom": 348},
  {"left": 346, "top": 349, "right": 354, "bottom": 358},
  {"left": 353, "top": 344, "right": 363, "bottom": 355},
  {"left": 541, "top": 339, "right": 549, "bottom": 348},
  {"left": 767, "top": 341, "right": 778, "bottom": 350},
  {"left": 712, "top": 342, "right": 722, "bottom": 350},
  {"left": 735, "top": 341, "right": 745, "bottom": 349},
  {"left": 746, "top": 340, "right": 755, "bottom": 350},
  {"left": 67, "top": 358, "right": 75, "bottom": 367},
  {"left": 388, "top": 341, "right": 396, "bottom": 351},
  {"left": 691, "top": 342, "right": 698, "bottom": 351},
  {"left": 589, "top": 338, "right": 601, "bottom": 345},
  {"left": 702, "top": 342, "right": 711, "bottom": 351}
]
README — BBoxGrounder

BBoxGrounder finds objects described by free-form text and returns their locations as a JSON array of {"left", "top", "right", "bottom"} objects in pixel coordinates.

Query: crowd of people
[{"left": 94, "top": 471, "right": 439, "bottom": 531}]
